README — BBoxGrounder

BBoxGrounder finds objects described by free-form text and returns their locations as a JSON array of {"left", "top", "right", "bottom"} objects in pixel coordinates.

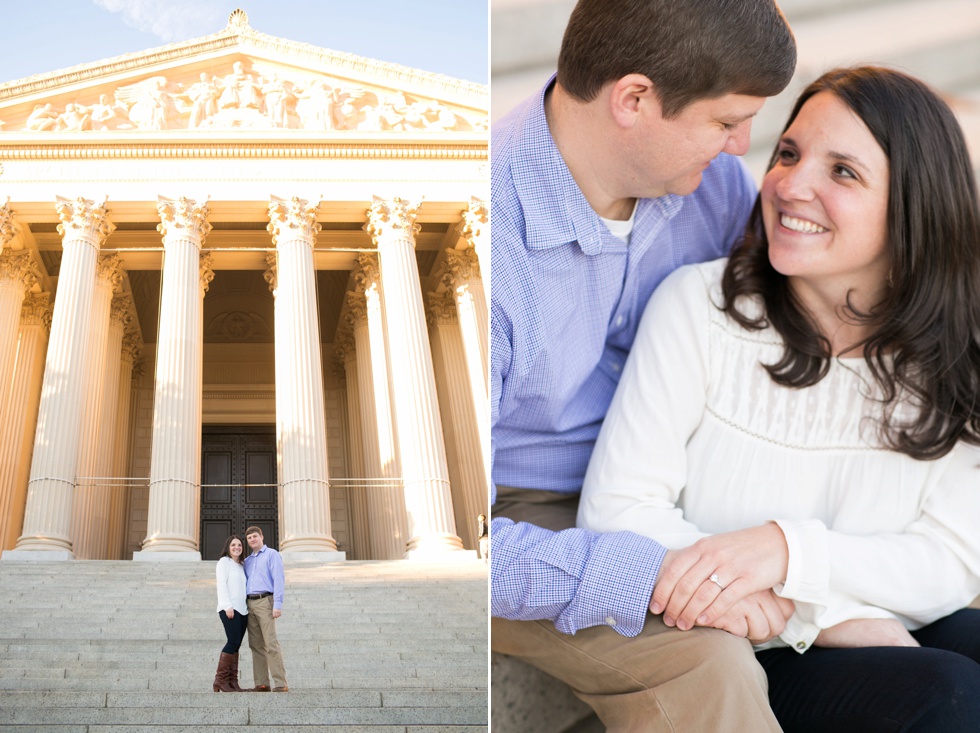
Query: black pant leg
[
  {"left": 219, "top": 610, "right": 247, "bottom": 654},
  {"left": 758, "top": 634, "right": 980, "bottom": 732}
]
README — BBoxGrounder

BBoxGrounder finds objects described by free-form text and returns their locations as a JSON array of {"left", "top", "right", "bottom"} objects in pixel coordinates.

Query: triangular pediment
[{"left": 0, "top": 9, "right": 487, "bottom": 136}]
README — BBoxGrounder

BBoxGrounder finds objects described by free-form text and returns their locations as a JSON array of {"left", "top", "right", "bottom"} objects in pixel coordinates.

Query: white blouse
[
  {"left": 579, "top": 258, "right": 980, "bottom": 652},
  {"left": 215, "top": 556, "right": 248, "bottom": 615}
]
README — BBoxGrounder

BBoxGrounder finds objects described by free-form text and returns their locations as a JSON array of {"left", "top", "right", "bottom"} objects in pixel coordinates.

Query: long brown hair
[
  {"left": 220, "top": 535, "right": 245, "bottom": 565},
  {"left": 722, "top": 66, "right": 980, "bottom": 460}
]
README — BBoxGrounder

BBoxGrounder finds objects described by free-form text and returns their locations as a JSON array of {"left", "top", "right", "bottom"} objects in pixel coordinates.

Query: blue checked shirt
[{"left": 490, "top": 78, "right": 757, "bottom": 636}]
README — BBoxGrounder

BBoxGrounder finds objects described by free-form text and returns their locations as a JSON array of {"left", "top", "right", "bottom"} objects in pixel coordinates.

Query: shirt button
[
  {"left": 605, "top": 616, "right": 617, "bottom": 626},
  {"left": 616, "top": 315, "right": 625, "bottom": 328},
  {"left": 795, "top": 641, "right": 806, "bottom": 650},
  {"left": 610, "top": 361, "right": 621, "bottom": 373}
]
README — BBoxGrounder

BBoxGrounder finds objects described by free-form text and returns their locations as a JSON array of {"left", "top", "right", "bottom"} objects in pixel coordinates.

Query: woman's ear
[{"left": 608, "top": 74, "right": 661, "bottom": 129}]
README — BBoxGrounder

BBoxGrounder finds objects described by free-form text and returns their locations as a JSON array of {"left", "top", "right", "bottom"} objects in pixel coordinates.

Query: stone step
[
  {"left": 0, "top": 707, "right": 488, "bottom": 726},
  {"left": 0, "top": 728, "right": 485, "bottom": 733}
]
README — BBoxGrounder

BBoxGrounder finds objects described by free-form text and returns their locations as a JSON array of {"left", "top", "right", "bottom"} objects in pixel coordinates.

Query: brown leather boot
[
  {"left": 212, "top": 652, "right": 236, "bottom": 692},
  {"left": 227, "top": 652, "right": 243, "bottom": 692}
]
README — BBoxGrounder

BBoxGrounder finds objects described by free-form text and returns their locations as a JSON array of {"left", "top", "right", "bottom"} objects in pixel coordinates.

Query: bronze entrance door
[{"left": 200, "top": 426, "right": 279, "bottom": 560}]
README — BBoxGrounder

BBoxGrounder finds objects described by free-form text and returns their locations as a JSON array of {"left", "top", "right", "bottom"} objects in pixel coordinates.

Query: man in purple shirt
[
  {"left": 491, "top": 0, "right": 797, "bottom": 729},
  {"left": 244, "top": 526, "right": 288, "bottom": 692}
]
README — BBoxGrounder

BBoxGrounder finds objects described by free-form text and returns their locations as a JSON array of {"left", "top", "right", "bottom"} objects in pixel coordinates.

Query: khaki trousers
[
  {"left": 246, "top": 595, "right": 287, "bottom": 688},
  {"left": 492, "top": 487, "right": 781, "bottom": 733}
]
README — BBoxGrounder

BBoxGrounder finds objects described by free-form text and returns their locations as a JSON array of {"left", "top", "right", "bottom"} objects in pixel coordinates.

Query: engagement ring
[{"left": 708, "top": 573, "right": 725, "bottom": 589}]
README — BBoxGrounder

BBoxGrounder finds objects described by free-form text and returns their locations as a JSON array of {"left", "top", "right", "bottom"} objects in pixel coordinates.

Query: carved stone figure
[
  {"left": 26, "top": 104, "right": 58, "bottom": 131},
  {"left": 116, "top": 77, "right": 178, "bottom": 131},
  {"left": 218, "top": 61, "right": 261, "bottom": 110},
  {"left": 186, "top": 73, "right": 219, "bottom": 128},
  {"left": 56, "top": 103, "right": 92, "bottom": 132},
  {"left": 90, "top": 94, "right": 118, "bottom": 130},
  {"left": 261, "top": 74, "right": 294, "bottom": 128}
]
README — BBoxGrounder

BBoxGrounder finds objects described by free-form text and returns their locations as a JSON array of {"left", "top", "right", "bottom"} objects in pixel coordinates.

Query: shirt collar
[{"left": 510, "top": 75, "right": 685, "bottom": 256}]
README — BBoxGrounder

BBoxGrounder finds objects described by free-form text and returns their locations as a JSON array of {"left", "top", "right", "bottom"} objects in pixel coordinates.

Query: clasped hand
[{"left": 650, "top": 524, "right": 792, "bottom": 642}]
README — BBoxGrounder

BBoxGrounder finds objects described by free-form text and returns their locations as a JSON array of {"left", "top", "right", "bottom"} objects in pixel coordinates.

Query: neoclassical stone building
[{"left": 0, "top": 10, "right": 488, "bottom": 562}]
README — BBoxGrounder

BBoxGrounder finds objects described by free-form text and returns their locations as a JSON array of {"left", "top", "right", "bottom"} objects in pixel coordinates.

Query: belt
[{"left": 247, "top": 592, "right": 272, "bottom": 600}]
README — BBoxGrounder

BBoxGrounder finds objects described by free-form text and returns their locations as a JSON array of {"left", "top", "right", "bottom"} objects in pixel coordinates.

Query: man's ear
[{"left": 608, "top": 74, "right": 661, "bottom": 129}]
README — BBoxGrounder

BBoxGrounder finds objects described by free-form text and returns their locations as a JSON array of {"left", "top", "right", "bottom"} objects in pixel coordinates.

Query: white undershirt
[{"left": 599, "top": 199, "right": 638, "bottom": 243}]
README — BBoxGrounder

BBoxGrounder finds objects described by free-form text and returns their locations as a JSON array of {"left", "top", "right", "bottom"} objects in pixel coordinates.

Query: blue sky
[{"left": 0, "top": 1, "right": 488, "bottom": 84}]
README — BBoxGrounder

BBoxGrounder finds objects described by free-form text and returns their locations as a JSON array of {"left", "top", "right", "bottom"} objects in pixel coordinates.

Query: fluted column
[
  {"left": 9, "top": 197, "right": 114, "bottom": 558},
  {"left": 443, "top": 248, "right": 490, "bottom": 481},
  {"left": 427, "top": 290, "right": 488, "bottom": 551},
  {"left": 365, "top": 197, "right": 463, "bottom": 556},
  {"left": 71, "top": 256, "right": 123, "bottom": 559},
  {"left": 337, "top": 333, "right": 371, "bottom": 560},
  {"left": 108, "top": 331, "right": 140, "bottom": 559},
  {"left": 137, "top": 196, "right": 211, "bottom": 559},
  {"left": 0, "top": 294, "right": 52, "bottom": 551},
  {"left": 0, "top": 209, "right": 39, "bottom": 425},
  {"left": 346, "top": 268, "right": 408, "bottom": 558},
  {"left": 267, "top": 196, "right": 339, "bottom": 557}
]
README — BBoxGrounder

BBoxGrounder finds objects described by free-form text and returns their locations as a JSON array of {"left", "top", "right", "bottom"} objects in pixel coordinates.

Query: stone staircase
[
  {"left": 0, "top": 558, "right": 488, "bottom": 731},
  {"left": 491, "top": 1, "right": 980, "bottom": 731}
]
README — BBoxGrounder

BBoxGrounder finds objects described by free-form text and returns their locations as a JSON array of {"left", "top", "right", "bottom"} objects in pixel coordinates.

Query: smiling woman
[{"left": 579, "top": 65, "right": 980, "bottom": 732}]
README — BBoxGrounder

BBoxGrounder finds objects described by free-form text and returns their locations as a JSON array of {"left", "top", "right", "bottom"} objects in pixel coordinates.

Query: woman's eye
[
  {"left": 833, "top": 164, "right": 857, "bottom": 179},
  {"left": 777, "top": 148, "right": 797, "bottom": 163}
]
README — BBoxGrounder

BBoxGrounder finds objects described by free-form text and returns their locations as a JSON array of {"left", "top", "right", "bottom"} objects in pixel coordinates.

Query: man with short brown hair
[
  {"left": 491, "top": 0, "right": 797, "bottom": 729},
  {"left": 244, "top": 526, "right": 288, "bottom": 692}
]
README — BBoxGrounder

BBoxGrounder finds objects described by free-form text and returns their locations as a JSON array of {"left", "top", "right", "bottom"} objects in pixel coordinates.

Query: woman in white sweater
[
  {"left": 214, "top": 534, "right": 248, "bottom": 692},
  {"left": 579, "top": 67, "right": 980, "bottom": 731}
]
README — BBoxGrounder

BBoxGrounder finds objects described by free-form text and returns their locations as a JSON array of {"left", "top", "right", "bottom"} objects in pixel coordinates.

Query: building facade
[{"left": 0, "top": 10, "right": 488, "bottom": 562}]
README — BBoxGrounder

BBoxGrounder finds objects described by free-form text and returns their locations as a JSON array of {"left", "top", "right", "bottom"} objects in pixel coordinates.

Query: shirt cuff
[
  {"left": 558, "top": 531, "right": 666, "bottom": 637},
  {"left": 774, "top": 518, "right": 829, "bottom": 605}
]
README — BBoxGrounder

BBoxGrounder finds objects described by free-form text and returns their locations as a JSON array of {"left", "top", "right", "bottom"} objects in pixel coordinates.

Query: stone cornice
[
  {"left": 0, "top": 141, "right": 487, "bottom": 161},
  {"left": 0, "top": 22, "right": 486, "bottom": 109}
]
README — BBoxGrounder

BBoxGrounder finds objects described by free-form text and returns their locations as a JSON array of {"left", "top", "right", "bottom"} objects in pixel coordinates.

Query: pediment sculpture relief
[{"left": 14, "top": 61, "right": 487, "bottom": 134}]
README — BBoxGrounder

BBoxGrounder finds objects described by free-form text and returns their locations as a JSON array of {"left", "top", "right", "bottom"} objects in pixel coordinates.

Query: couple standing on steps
[{"left": 213, "top": 526, "right": 289, "bottom": 693}]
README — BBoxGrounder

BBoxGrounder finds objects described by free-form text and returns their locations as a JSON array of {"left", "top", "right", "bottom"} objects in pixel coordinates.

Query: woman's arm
[{"left": 215, "top": 558, "right": 234, "bottom": 615}]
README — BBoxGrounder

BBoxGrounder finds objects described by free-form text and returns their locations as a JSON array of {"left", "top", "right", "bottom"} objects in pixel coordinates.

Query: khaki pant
[
  {"left": 246, "top": 595, "right": 287, "bottom": 688},
  {"left": 492, "top": 487, "right": 781, "bottom": 733}
]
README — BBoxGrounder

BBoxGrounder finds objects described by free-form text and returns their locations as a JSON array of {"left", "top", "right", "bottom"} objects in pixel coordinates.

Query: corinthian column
[
  {"left": 336, "top": 332, "right": 371, "bottom": 560},
  {"left": 7, "top": 197, "right": 114, "bottom": 559},
  {"left": 136, "top": 196, "right": 211, "bottom": 560},
  {"left": 460, "top": 197, "right": 488, "bottom": 295},
  {"left": 108, "top": 331, "right": 140, "bottom": 559},
  {"left": 443, "top": 248, "right": 490, "bottom": 479},
  {"left": 0, "top": 294, "right": 52, "bottom": 552},
  {"left": 267, "top": 196, "right": 340, "bottom": 558},
  {"left": 71, "top": 256, "right": 123, "bottom": 559},
  {"left": 0, "top": 247, "right": 40, "bottom": 423},
  {"left": 349, "top": 256, "right": 408, "bottom": 558},
  {"left": 364, "top": 197, "right": 463, "bottom": 556},
  {"left": 427, "top": 290, "right": 488, "bottom": 551}
]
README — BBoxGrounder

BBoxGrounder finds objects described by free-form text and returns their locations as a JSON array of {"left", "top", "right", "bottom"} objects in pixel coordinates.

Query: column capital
[
  {"left": 335, "top": 328, "right": 356, "bottom": 366},
  {"left": 96, "top": 253, "right": 124, "bottom": 293},
  {"left": 343, "top": 289, "right": 368, "bottom": 329},
  {"left": 364, "top": 196, "right": 420, "bottom": 246},
  {"left": 0, "top": 248, "right": 39, "bottom": 292},
  {"left": 459, "top": 196, "right": 487, "bottom": 248},
  {"left": 156, "top": 196, "right": 211, "bottom": 244},
  {"left": 353, "top": 252, "right": 380, "bottom": 293},
  {"left": 267, "top": 196, "right": 321, "bottom": 247},
  {"left": 20, "top": 291, "right": 53, "bottom": 331},
  {"left": 121, "top": 332, "right": 144, "bottom": 363},
  {"left": 426, "top": 288, "right": 458, "bottom": 328},
  {"left": 55, "top": 196, "right": 115, "bottom": 248},
  {"left": 442, "top": 247, "right": 481, "bottom": 289},
  {"left": 0, "top": 198, "right": 16, "bottom": 250},
  {"left": 263, "top": 252, "right": 278, "bottom": 294},
  {"left": 109, "top": 293, "right": 135, "bottom": 330},
  {"left": 199, "top": 253, "right": 215, "bottom": 295}
]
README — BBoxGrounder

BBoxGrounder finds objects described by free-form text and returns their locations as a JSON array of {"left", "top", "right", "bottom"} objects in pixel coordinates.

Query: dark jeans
[
  {"left": 218, "top": 609, "right": 248, "bottom": 654},
  {"left": 757, "top": 608, "right": 980, "bottom": 732}
]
